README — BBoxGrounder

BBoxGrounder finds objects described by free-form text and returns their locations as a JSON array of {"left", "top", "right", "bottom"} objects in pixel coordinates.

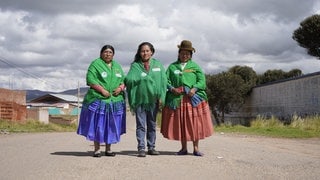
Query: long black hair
[{"left": 133, "top": 42, "right": 155, "bottom": 62}]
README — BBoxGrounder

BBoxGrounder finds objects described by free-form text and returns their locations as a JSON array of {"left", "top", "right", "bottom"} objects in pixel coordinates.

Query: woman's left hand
[
  {"left": 188, "top": 88, "right": 196, "bottom": 97},
  {"left": 112, "top": 87, "right": 122, "bottom": 96}
]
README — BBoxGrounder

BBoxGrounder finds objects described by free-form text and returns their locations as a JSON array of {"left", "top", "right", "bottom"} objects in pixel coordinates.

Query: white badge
[
  {"left": 115, "top": 73, "right": 122, "bottom": 77},
  {"left": 141, "top": 72, "right": 147, "bottom": 77},
  {"left": 174, "top": 70, "right": 182, "bottom": 75},
  {"left": 152, "top": 68, "right": 161, "bottom": 71},
  {"left": 101, "top": 72, "right": 107, "bottom": 78}
]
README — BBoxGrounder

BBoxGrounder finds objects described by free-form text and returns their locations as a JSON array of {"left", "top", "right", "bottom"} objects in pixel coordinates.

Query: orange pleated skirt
[{"left": 161, "top": 96, "right": 214, "bottom": 141}]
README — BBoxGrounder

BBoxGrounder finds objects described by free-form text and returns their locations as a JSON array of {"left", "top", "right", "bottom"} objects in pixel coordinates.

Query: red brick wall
[{"left": 0, "top": 88, "right": 26, "bottom": 121}]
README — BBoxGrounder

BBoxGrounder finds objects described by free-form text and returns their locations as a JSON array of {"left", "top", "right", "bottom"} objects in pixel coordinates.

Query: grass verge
[
  {"left": 0, "top": 119, "right": 77, "bottom": 133},
  {"left": 215, "top": 115, "right": 320, "bottom": 138}
]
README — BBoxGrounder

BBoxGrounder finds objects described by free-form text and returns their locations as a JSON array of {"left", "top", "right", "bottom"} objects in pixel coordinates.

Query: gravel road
[{"left": 0, "top": 113, "right": 319, "bottom": 180}]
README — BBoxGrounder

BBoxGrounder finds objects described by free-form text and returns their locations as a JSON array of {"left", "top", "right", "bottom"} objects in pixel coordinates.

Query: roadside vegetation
[
  {"left": 215, "top": 115, "right": 320, "bottom": 138},
  {"left": 0, "top": 119, "right": 77, "bottom": 133},
  {"left": 1, "top": 114, "right": 319, "bottom": 139}
]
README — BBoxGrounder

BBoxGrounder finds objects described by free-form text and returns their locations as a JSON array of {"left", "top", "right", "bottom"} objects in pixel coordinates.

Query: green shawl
[
  {"left": 83, "top": 58, "right": 125, "bottom": 105},
  {"left": 125, "top": 58, "right": 167, "bottom": 111},
  {"left": 165, "top": 59, "right": 208, "bottom": 109}
]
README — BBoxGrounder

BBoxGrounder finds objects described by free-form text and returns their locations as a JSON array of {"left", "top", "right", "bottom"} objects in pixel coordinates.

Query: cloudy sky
[{"left": 0, "top": 0, "right": 319, "bottom": 92}]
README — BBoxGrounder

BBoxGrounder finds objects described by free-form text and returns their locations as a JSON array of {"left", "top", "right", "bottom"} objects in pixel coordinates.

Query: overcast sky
[{"left": 0, "top": 0, "right": 320, "bottom": 92}]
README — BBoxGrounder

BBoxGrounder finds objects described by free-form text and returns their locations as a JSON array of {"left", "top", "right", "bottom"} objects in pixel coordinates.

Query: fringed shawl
[
  {"left": 125, "top": 58, "right": 167, "bottom": 111},
  {"left": 83, "top": 58, "right": 125, "bottom": 105},
  {"left": 165, "top": 59, "right": 208, "bottom": 109}
]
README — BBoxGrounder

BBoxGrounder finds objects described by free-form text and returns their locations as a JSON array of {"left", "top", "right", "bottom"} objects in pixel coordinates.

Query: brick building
[{"left": 0, "top": 88, "right": 26, "bottom": 121}]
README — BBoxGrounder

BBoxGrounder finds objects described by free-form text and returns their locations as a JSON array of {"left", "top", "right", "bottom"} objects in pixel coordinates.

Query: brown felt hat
[{"left": 177, "top": 40, "right": 196, "bottom": 53}]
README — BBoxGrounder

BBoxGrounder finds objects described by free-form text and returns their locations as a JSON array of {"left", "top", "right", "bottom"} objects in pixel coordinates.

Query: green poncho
[
  {"left": 165, "top": 59, "right": 207, "bottom": 109},
  {"left": 125, "top": 58, "right": 167, "bottom": 111},
  {"left": 83, "top": 58, "right": 125, "bottom": 105}
]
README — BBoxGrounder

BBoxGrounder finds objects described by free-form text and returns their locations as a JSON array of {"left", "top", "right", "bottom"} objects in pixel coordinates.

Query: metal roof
[{"left": 29, "top": 93, "right": 83, "bottom": 103}]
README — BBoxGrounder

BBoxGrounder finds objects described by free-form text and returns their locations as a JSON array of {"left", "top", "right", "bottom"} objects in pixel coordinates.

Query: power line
[{"left": 0, "top": 56, "right": 46, "bottom": 83}]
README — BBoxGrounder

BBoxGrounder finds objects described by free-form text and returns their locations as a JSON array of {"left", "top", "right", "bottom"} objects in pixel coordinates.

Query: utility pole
[{"left": 77, "top": 81, "right": 80, "bottom": 125}]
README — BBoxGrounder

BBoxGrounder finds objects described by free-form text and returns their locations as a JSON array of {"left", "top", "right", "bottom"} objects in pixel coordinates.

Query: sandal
[{"left": 176, "top": 149, "right": 188, "bottom": 155}]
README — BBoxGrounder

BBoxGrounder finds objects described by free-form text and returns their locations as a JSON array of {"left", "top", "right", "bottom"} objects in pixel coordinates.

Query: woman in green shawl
[
  {"left": 125, "top": 42, "right": 167, "bottom": 157},
  {"left": 77, "top": 45, "right": 126, "bottom": 157},
  {"left": 161, "top": 40, "right": 214, "bottom": 156}
]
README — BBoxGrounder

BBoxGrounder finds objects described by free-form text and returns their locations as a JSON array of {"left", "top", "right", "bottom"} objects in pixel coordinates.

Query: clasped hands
[
  {"left": 171, "top": 86, "right": 196, "bottom": 97},
  {"left": 101, "top": 87, "right": 122, "bottom": 97}
]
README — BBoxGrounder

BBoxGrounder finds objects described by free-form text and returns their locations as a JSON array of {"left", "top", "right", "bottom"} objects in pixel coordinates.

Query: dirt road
[{"left": 0, "top": 114, "right": 319, "bottom": 180}]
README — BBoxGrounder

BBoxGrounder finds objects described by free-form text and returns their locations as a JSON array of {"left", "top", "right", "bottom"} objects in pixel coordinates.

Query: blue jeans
[{"left": 135, "top": 105, "right": 158, "bottom": 151}]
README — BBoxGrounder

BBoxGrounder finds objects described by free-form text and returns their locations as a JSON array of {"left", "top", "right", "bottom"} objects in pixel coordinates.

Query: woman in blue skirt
[{"left": 77, "top": 45, "right": 126, "bottom": 157}]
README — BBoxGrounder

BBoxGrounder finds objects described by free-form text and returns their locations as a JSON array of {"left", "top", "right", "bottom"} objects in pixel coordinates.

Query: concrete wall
[
  {"left": 241, "top": 71, "right": 320, "bottom": 121},
  {"left": 27, "top": 107, "right": 49, "bottom": 124}
]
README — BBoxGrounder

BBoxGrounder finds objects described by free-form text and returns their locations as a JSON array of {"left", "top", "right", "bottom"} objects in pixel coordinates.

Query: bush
[
  {"left": 250, "top": 115, "right": 284, "bottom": 128},
  {"left": 290, "top": 114, "right": 320, "bottom": 131}
]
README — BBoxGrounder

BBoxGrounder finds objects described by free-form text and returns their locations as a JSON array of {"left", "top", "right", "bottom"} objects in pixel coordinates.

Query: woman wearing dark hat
[{"left": 161, "top": 40, "right": 214, "bottom": 156}]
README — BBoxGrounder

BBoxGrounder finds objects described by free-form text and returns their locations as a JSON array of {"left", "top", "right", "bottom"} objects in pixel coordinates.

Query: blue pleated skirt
[{"left": 77, "top": 100, "right": 126, "bottom": 144}]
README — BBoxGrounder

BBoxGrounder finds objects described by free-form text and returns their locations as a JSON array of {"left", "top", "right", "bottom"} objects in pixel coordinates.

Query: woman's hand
[
  {"left": 188, "top": 88, "right": 196, "bottom": 97},
  {"left": 112, "top": 87, "right": 122, "bottom": 96},
  {"left": 171, "top": 86, "right": 184, "bottom": 95},
  {"left": 101, "top": 89, "right": 111, "bottom": 97}
]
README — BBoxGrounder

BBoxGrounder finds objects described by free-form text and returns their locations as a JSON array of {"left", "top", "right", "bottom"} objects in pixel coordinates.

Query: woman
[
  {"left": 125, "top": 42, "right": 167, "bottom": 157},
  {"left": 77, "top": 45, "right": 126, "bottom": 157},
  {"left": 161, "top": 40, "right": 213, "bottom": 156}
]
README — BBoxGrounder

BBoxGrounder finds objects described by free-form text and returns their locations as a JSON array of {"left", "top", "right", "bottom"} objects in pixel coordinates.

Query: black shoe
[
  {"left": 137, "top": 150, "right": 146, "bottom": 157},
  {"left": 148, "top": 149, "right": 160, "bottom": 155},
  {"left": 176, "top": 149, "right": 188, "bottom": 155},
  {"left": 93, "top": 151, "right": 101, "bottom": 158},
  {"left": 105, "top": 151, "right": 116, "bottom": 157},
  {"left": 193, "top": 151, "right": 204, "bottom": 157}
]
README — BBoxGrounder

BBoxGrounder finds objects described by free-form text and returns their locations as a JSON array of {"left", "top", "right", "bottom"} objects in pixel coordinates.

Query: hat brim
[{"left": 177, "top": 45, "right": 195, "bottom": 52}]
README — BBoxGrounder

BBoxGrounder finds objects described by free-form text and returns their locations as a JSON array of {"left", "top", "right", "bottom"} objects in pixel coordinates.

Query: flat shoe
[
  {"left": 105, "top": 151, "right": 116, "bottom": 157},
  {"left": 148, "top": 149, "right": 160, "bottom": 155},
  {"left": 137, "top": 150, "right": 146, "bottom": 157},
  {"left": 93, "top": 151, "right": 101, "bottom": 158},
  {"left": 193, "top": 151, "right": 204, "bottom": 156},
  {"left": 176, "top": 149, "right": 188, "bottom": 155}
]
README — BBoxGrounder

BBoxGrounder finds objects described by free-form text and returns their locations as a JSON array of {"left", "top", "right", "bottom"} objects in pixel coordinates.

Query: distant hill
[{"left": 26, "top": 87, "right": 89, "bottom": 102}]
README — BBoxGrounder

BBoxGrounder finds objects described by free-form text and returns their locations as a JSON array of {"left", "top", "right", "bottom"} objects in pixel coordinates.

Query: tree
[
  {"left": 292, "top": 14, "right": 320, "bottom": 59},
  {"left": 206, "top": 72, "right": 247, "bottom": 125},
  {"left": 285, "top": 69, "right": 303, "bottom": 78},
  {"left": 257, "top": 69, "right": 303, "bottom": 85},
  {"left": 228, "top": 65, "right": 258, "bottom": 94},
  {"left": 259, "top": 69, "right": 286, "bottom": 84}
]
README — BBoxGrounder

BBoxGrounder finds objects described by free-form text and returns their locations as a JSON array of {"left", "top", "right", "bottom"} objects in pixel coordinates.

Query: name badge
[
  {"left": 101, "top": 72, "right": 107, "bottom": 78},
  {"left": 174, "top": 70, "right": 182, "bottom": 75},
  {"left": 115, "top": 73, "right": 122, "bottom": 77}
]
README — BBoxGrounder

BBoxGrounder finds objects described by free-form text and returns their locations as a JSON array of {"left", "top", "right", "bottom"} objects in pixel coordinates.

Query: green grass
[
  {"left": 215, "top": 115, "right": 320, "bottom": 138},
  {"left": 0, "top": 119, "right": 77, "bottom": 133},
  {"left": 2, "top": 114, "right": 320, "bottom": 139}
]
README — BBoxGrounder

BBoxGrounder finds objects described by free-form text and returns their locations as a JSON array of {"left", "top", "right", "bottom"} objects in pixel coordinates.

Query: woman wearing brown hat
[{"left": 161, "top": 40, "right": 214, "bottom": 156}]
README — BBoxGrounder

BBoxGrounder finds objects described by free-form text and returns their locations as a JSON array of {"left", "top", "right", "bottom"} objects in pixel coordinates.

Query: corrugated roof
[
  {"left": 29, "top": 93, "right": 83, "bottom": 103},
  {"left": 49, "top": 94, "right": 83, "bottom": 102}
]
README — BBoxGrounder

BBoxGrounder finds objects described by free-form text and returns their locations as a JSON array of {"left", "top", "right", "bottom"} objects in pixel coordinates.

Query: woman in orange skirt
[{"left": 161, "top": 40, "right": 214, "bottom": 156}]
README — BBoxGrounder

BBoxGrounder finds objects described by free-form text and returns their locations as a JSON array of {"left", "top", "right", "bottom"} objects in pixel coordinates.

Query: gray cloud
[{"left": 0, "top": 0, "right": 319, "bottom": 91}]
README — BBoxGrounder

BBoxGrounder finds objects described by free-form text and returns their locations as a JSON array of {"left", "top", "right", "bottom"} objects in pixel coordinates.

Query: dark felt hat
[{"left": 177, "top": 40, "right": 196, "bottom": 52}]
